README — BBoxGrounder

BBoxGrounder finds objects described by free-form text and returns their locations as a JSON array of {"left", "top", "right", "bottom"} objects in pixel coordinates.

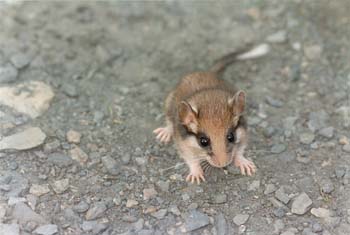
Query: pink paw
[
  {"left": 186, "top": 167, "right": 206, "bottom": 185},
  {"left": 153, "top": 127, "right": 173, "bottom": 143},
  {"left": 234, "top": 156, "right": 256, "bottom": 176}
]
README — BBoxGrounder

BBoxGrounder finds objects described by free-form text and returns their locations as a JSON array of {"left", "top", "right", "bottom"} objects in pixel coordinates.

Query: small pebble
[
  {"left": 233, "top": 214, "right": 249, "bottom": 226},
  {"left": 339, "top": 136, "right": 349, "bottom": 145},
  {"left": 318, "top": 127, "right": 334, "bottom": 139},
  {"left": 300, "top": 132, "right": 315, "bottom": 145},
  {"left": 51, "top": 179, "right": 69, "bottom": 194},
  {"left": 66, "top": 130, "right": 82, "bottom": 144},
  {"left": 273, "top": 207, "right": 286, "bottom": 218},
  {"left": 126, "top": 199, "right": 138, "bottom": 208},
  {"left": 291, "top": 192, "right": 312, "bottom": 215},
  {"left": 275, "top": 187, "right": 290, "bottom": 204},
  {"left": 73, "top": 201, "right": 89, "bottom": 213},
  {"left": 271, "top": 144, "right": 287, "bottom": 154},
  {"left": 29, "top": 184, "right": 50, "bottom": 197},
  {"left": 266, "top": 30, "right": 287, "bottom": 43},
  {"left": 212, "top": 194, "right": 227, "bottom": 204}
]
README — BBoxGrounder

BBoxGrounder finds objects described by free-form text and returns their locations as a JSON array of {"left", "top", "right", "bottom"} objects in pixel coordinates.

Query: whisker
[{"left": 203, "top": 164, "right": 211, "bottom": 173}]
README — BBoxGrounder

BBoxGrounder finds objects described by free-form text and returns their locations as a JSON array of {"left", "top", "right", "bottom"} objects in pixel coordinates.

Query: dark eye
[
  {"left": 227, "top": 132, "right": 235, "bottom": 143},
  {"left": 199, "top": 136, "right": 210, "bottom": 147}
]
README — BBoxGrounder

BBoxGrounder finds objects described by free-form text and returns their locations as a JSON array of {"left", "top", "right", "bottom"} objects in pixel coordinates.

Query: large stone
[
  {"left": 291, "top": 192, "right": 312, "bottom": 215},
  {"left": 0, "top": 81, "right": 54, "bottom": 118},
  {"left": 0, "top": 223, "right": 19, "bottom": 235},
  {"left": 12, "top": 202, "right": 46, "bottom": 224},
  {"left": 184, "top": 210, "right": 210, "bottom": 232},
  {"left": 33, "top": 224, "right": 58, "bottom": 235},
  {"left": 0, "top": 127, "right": 46, "bottom": 151},
  {"left": 311, "top": 208, "right": 333, "bottom": 218}
]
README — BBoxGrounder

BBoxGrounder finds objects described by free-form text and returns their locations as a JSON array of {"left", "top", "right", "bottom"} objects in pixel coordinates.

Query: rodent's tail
[{"left": 210, "top": 43, "right": 270, "bottom": 77}]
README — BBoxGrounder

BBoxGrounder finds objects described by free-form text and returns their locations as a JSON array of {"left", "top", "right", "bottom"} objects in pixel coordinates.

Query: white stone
[
  {"left": 311, "top": 207, "right": 333, "bottom": 218},
  {"left": 0, "top": 81, "right": 54, "bottom": 118},
  {"left": 33, "top": 224, "right": 58, "bottom": 235},
  {"left": 29, "top": 184, "right": 50, "bottom": 197},
  {"left": 66, "top": 130, "right": 81, "bottom": 144},
  {"left": 0, "top": 127, "right": 46, "bottom": 151}
]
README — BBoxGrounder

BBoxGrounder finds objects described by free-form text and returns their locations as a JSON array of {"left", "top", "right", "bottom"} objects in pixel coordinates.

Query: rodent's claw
[
  {"left": 235, "top": 156, "right": 256, "bottom": 176},
  {"left": 186, "top": 169, "right": 205, "bottom": 185},
  {"left": 153, "top": 127, "right": 172, "bottom": 143}
]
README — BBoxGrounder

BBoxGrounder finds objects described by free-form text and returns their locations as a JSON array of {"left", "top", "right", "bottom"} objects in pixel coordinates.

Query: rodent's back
[{"left": 173, "top": 72, "right": 234, "bottom": 104}]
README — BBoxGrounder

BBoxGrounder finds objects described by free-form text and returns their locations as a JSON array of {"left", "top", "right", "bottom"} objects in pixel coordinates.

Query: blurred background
[{"left": 0, "top": 1, "right": 349, "bottom": 235}]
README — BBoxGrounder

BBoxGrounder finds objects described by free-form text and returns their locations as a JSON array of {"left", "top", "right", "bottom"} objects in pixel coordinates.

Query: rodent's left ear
[{"left": 228, "top": 90, "right": 245, "bottom": 115}]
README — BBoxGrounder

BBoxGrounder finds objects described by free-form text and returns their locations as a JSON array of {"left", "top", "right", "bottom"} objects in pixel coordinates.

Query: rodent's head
[{"left": 179, "top": 90, "right": 246, "bottom": 168}]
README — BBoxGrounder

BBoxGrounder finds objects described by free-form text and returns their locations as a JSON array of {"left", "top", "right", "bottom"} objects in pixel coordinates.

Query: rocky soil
[{"left": 0, "top": 1, "right": 350, "bottom": 235}]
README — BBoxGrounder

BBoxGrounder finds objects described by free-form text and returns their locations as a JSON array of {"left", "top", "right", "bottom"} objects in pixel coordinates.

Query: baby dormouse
[{"left": 154, "top": 44, "right": 268, "bottom": 184}]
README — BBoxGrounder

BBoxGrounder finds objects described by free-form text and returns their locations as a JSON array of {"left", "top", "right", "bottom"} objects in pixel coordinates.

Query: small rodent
[{"left": 154, "top": 44, "right": 269, "bottom": 184}]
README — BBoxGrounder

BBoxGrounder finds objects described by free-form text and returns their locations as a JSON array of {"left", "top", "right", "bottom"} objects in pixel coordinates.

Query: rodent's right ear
[{"left": 179, "top": 101, "right": 198, "bottom": 131}]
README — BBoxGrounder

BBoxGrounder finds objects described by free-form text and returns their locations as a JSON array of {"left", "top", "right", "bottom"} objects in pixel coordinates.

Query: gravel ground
[{"left": 0, "top": 1, "right": 350, "bottom": 235}]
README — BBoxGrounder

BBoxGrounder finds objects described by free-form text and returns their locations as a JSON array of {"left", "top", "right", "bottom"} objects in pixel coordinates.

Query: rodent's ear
[
  {"left": 179, "top": 101, "right": 198, "bottom": 131},
  {"left": 228, "top": 90, "right": 245, "bottom": 116}
]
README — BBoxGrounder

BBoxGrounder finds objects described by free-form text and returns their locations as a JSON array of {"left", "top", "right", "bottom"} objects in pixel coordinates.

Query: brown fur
[{"left": 155, "top": 48, "right": 257, "bottom": 183}]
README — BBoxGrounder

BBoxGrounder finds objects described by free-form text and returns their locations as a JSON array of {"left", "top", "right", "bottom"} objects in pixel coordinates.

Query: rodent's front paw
[
  {"left": 153, "top": 127, "right": 173, "bottom": 143},
  {"left": 234, "top": 156, "right": 256, "bottom": 176},
  {"left": 186, "top": 168, "right": 205, "bottom": 185}
]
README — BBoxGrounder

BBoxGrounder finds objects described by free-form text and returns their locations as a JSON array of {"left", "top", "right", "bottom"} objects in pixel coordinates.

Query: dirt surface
[{"left": 0, "top": 1, "right": 350, "bottom": 235}]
